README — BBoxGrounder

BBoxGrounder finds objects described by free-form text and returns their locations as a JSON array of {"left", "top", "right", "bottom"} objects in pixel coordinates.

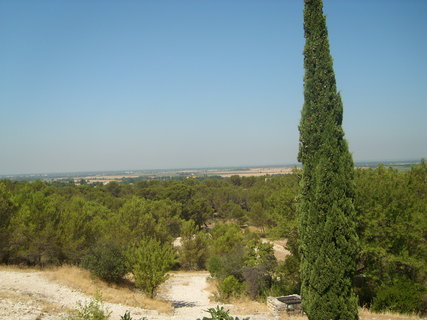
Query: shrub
[
  {"left": 120, "top": 312, "right": 148, "bottom": 320},
  {"left": 126, "top": 238, "right": 175, "bottom": 298},
  {"left": 66, "top": 297, "right": 111, "bottom": 320},
  {"left": 207, "top": 245, "right": 246, "bottom": 280},
  {"left": 242, "top": 267, "right": 271, "bottom": 299},
  {"left": 179, "top": 231, "right": 209, "bottom": 270},
  {"left": 82, "top": 241, "right": 128, "bottom": 283},
  {"left": 372, "top": 278, "right": 425, "bottom": 314},
  {"left": 268, "top": 256, "right": 300, "bottom": 297},
  {"left": 218, "top": 275, "right": 244, "bottom": 301},
  {"left": 198, "top": 306, "right": 249, "bottom": 320}
]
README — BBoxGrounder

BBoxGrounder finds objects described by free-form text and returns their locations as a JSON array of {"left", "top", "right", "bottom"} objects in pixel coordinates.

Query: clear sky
[{"left": 1, "top": 0, "right": 426, "bottom": 175}]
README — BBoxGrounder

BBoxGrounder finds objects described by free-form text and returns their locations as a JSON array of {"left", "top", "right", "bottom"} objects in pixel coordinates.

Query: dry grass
[
  {"left": 0, "top": 264, "right": 40, "bottom": 272},
  {"left": 359, "top": 307, "right": 420, "bottom": 320},
  {"left": 228, "top": 297, "right": 270, "bottom": 315},
  {"left": 43, "top": 265, "right": 173, "bottom": 314},
  {"left": 205, "top": 278, "right": 270, "bottom": 315},
  {"left": 205, "top": 276, "right": 220, "bottom": 302},
  {"left": 277, "top": 313, "right": 307, "bottom": 320},
  {"left": 0, "top": 289, "right": 69, "bottom": 315},
  {"left": 273, "top": 308, "right": 421, "bottom": 320}
]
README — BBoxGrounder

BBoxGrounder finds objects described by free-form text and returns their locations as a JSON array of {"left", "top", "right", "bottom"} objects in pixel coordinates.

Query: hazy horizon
[
  {"left": 1, "top": 159, "right": 424, "bottom": 177},
  {"left": 1, "top": 1, "right": 426, "bottom": 175}
]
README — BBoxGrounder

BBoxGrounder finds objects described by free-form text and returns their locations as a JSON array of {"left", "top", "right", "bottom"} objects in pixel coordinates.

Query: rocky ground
[{"left": 0, "top": 270, "right": 274, "bottom": 320}]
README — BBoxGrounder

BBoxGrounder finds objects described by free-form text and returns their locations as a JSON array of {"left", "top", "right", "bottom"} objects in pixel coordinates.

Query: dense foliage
[
  {"left": 0, "top": 162, "right": 425, "bottom": 314},
  {"left": 298, "top": 0, "right": 358, "bottom": 318}
]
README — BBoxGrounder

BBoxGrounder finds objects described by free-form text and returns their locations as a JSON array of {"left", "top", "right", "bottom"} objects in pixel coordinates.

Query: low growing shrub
[
  {"left": 82, "top": 241, "right": 128, "bottom": 283},
  {"left": 120, "top": 311, "right": 148, "bottom": 320},
  {"left": 218, "top": 275, "right": 244, "bottom": 301},
  {"left": 65, "top": 297, "right": 111, "bottom": 320},
  {"left": 198, "top": 306, "right": 249, "bottom": 320}
]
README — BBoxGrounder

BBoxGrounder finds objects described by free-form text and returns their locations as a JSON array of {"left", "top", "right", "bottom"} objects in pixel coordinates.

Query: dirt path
[
  {"left": 158, "top": 272, "right": 212, "bottom": 307},
  {"left": 0, "top": 270, "right": 160, "bottom": 320},
  {"left": 157, "top": 272, "right": 218, "bottom": 319},
  {"left": 0, "top": 270, "right": 273, "bottom": 320}
]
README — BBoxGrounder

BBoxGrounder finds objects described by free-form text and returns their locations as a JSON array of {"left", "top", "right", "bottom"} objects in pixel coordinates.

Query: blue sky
[{"left": 1, "top": 0, "right": 426, "bottom": 174}]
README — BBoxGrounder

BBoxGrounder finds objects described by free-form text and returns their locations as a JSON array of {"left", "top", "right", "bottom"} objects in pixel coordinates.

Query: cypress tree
[{"left": 298, "top": 0, "right": 359, "bottom": 319}]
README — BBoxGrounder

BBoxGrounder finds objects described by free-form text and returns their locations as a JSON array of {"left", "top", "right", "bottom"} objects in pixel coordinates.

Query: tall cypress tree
[{"left": 298, "top": 0, "right": 359, "bottom": 319}]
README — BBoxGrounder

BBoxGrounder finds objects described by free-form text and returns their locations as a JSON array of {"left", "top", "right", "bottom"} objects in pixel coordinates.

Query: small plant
[
  {"left": 65, "top": 297, "right": 111, "bottom": 320},
  {"left": 120, "top": 311, "right": 148, "bottom": 320},
  {"left": 198, "top": 306, "right": 249, "bottom": 320},
  {"left": 218, "top": 275, "right": 244, "bottom": 301}
]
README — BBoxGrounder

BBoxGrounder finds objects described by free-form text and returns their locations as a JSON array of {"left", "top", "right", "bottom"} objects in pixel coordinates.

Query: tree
[
  {"left": 353, "top": 165, "right": 427, "bottom": 313},
  {"left": 179, "top": 220, "right": 210, "bottom": 270},
  {"left": 126, "top": 238, "right": 175, "bottom": 298},
  {"left": 298, "top": 0, "right": 359, "bottom": 319}
]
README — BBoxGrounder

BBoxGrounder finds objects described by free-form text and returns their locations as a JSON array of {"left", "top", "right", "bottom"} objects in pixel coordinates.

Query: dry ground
[{"left": 0, "top": 265, "right": 421, "bottom": 320}]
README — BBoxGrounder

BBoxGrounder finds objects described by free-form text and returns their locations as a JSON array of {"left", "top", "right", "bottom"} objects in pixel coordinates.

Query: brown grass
[
  {"left": 0, "top": 264, "right": 40, "bottom": 272},
  {"left": 43, "top": 265, "right": 172, "bottom": 314},
  {"left": 359, "top": 307, "right": 420, "bottom": 320},
  {"left": 228, "top": 297, "right": 270, "bottom": 315},
  {"left": 273, "top": 308, "right": 421, "bottom": 320},
  {"left": 205, "top": 278, "right": 270, "bottom": 315},
  {"left": 277, "top": 313, "right": 307, "bottom": 320}
]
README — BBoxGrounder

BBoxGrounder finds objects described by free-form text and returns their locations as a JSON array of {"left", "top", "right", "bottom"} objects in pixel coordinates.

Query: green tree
[
  {"left": 0, "top": 180, "right": 17, "bottom": 262},
  {"left": 82, "top": 240, "right": 128, "bottom": 283},
  {"left": 179, "top": 220, "right": 209, "bottom": 270},
  {"left": 354, "top": 164, "right": 427, "bottom": 312},
  {"left": 126, "top": 238, "right": 175, "bottom": 298},
  {"left": 298, "top": 0, "right": 359, "bottom": 319}
]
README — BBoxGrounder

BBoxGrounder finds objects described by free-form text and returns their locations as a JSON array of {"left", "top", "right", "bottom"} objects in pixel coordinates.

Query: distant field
[
  {"left": 1, "top": 160, "right": 422, "bottom": 183},
  {"left": 71, "top": 167, "right": 297, "bottom": 184}
]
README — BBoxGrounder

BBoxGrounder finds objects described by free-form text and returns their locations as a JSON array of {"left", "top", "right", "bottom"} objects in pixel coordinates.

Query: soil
[{"left": 0, "top": 270, "right": 274, "bottom": 320}]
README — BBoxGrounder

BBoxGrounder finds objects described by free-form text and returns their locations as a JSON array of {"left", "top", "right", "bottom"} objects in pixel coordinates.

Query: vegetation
[
  {"left": 198, "top": 306, "right": 249, "bottom": 320},
  {"left": 126, "top": 238, "right": 175, "bottom": 298},
  {"left": 120, "top": 312, "right": 148, "bottom": 320},
  {"left": 65, "top": 296, "right": 111, "bottom": 320},
  {"left": 82, "top": 241, "right": 128, "bottom": 283},
  {"left": 0, "top": 161, "right": 425, "bottom": 315},
  {"left": 354, "top": 162, "right": 427, "bottom": 314},
  {"left": 298, "top": 0, "right": 359, "bottom": 319}
]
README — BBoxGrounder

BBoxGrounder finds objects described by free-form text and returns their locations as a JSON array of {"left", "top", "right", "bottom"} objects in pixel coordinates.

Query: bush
[
  {"left": 120, "top": 312, "right": 148, "bottom": 320},
  {"left": 66, "top": 297, "right": 111, "bottom": 320},
  {"left": 207, "top": 245, "right": 246, "bottom": 280},
  {"left": 218, "top": 275, "right": 244, "bottom": 301},
  {"left": 126, "top": 238, "right": 175, "bottom": 298},
  {"left": 82, "top": 241, "right": 128, "bottom": 283},
  {"left": 242, "top": 267, "right": 271, "bottom": 299},
  {"left": 179, "top": 231, "right": 209, "bottom": 270},
  {"left": 372, "top": 278, "right": 425, "bottom": 314},
  {"left": 268, "top": 256, "right": 300, "bottom": 297},
  {"left": 198, "top": 306, "right": 249, "bottom": 320}
]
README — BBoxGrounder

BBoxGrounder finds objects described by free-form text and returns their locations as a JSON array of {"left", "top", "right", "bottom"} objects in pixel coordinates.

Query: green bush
[
  {"left": 372, "top": 278, "right": 425, "bottom": 314},
  {"left": 120, "top": 312, "right": 148, "bottom": 320},
  {"left": 268, "top": 256, "right": 300, "bottom": 297},
  {"left": 179, "top": 230, "right": 209, "bottom": 270},
  {"left": 65, "top": 297, "right": 111, "bottom": 320},
  {"left": 198, "top": 306, "right": 249, "bottom": 320},
  {"left": 126, "top": 238, "right": 175, "bottom": 298},
  {"left": 82, "top": 241, "right": 128, "bottom": 283},
  {"left": 218, "top": 275, "right": 244, "bottom": 301}
]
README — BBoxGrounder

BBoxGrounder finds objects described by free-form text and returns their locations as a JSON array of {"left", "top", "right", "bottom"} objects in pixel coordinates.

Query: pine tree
[{"left": 298, "top": 0, "right": 359, "bottom": 319}]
